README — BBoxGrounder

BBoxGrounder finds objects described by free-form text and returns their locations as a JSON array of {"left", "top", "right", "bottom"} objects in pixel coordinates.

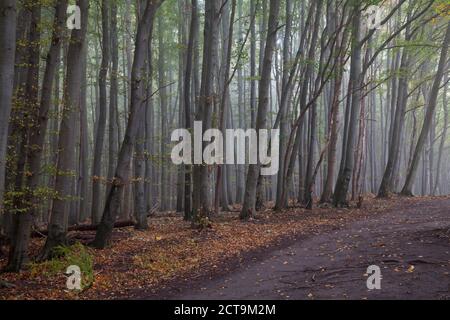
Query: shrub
[{"left": 30, "top": 242, "right": 94, "bottom": 291}]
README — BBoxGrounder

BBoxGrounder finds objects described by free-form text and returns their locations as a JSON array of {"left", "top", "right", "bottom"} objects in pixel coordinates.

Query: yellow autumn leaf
[{"left": 407, "top": 265, "right": 415, "bottom": 273}]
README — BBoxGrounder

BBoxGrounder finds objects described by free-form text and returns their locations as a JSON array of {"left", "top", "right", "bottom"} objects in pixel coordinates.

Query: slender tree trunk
[
  {"left": 333, "top": 5, "right": 362, "bottom": 207},
  {"left": 134, "top": 117, "right": 148, "bottom": 230},
  {"left": 378, "top": 22, "right": 412, "bottom": 198},
  {"left": 402, "top": 22, "right": 450, "bottom": 196},
  {"left": 108, "top": 1, "right": 119, "bottom": 188},
  {"left": 235, "top": 0, "right": 245, "bottom": 204},
  {"left": 280, "top": 0, "right": 322, "bottom": 208},
  {"left": 320, "top": 3, "right": 346, "bottom": 203},
  {"left": 39, "top": 0, "right": 88, "bottom": 259},
  {"left": 79, "top": 46, "right": 89, "bottom": 222},
  {"left": 275, "top": 0, "right": 293, "bottom": 210},
  {"left": 249, "top": 0, "right": 257, "bottom": 129},
  {"left": 91, "top": 0, "right": 163, "bottom": 249},
  {"left": 144, "top": 34, "right": 155, "bottom": 215},
  {"left": 240, "top": 0, "right": 280, "bottom": 220},
  {"left": 192, "top": 0, "right": 221, "bottom": 224},
  {"left": 0, "top": 0, "right": 17, "bottom": 233},
  {"left": 215, "top": 0, "right": 236, "bottom": 214},
  {"left": 92, "top": 0, "right": 111, "bottom": 225},
  {"left": 183, "top": 0, "right": 198, "bottom": 220},
  {"left": 158, "top": 14, "right": 170, "bottom": 212},
  {"left": 2, "top": 7, "right": 32, "bottom": 242},
  {"left": 321, "top": 58, "right": 344, "bottom": 203},
  {"left": 5, "top": 0, "right": 42, "bottom": 271},
  {"left": 433, "top": 74, "right": 448, "bottom": 195},
  {"left": 176, "top": 0, "right": 187, "bottom": 213}
]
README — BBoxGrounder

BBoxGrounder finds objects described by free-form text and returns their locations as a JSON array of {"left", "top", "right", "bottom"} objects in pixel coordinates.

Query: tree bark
[
  {"left": 134, "top": 118, "right": 148, "bottom": 230},
  {"left": 158, "top": 14, "right": 170, "bottom": 212},
  {"left": 108, "top": 1, "right": 119, "bottom": 192},
  {"left": 183, "top": 0, "right": 198, "bottom": 220},
  {"left": 39, "top": 0, "right": 88, "bottom": 260},
  {"left": 192, "top": 0, "right": 221, "bottom": 224},
  {"left": 215, "top": 0, "right": 236, "bottom": 214},
  {"left": 275, "top": 0, "right": 293, "bottom": 210},
  {"left": 378, "top": 20, "right": 412, "bottom": 198},
  {"left": 401, "top": 22, "right": 450, "bottom": 196},
  {"left": 79, "top": 47, "right": 89, "bottom": 222},
  {"left": 92, "top": 0, "right": 110, "bottom": 225},
  {"left": 91, "top": 0, "right": 163, "bottom": 249},
  {"left": 333, "top": 5, "right": 362, "bottom": 207},
  {"left": 320, "top": 2, "right": 346, "bottom": 203},
  {"left": 433, "top": 74, "right": 448, "bottom": 195},
  {"left": 0, "top": 0, "right": 17, "bottom": 231},
  {"left": 7, "top": 0, "right": 68, "bottom": 271},
  {"left": 240, "top": 0, "right": 280, "bottom": 220}
]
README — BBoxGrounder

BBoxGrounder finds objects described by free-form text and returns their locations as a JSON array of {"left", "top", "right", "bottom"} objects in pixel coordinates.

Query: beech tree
[
  {"left": 0, "top": 0, "right": 449, "bottom": 274},
  {"left": 241, "top": 0, "right": 280, "bottom": 220},
  {"left": 91, "top": 0, "right": 164, "bottom": 249},
  {"left": 191, "top": 0, "right": 221, "bottom": 223},
  {"left": 92, "top": 0, "right": 110, "bottom": 225},
  {"left": 0, "top": 0, "right": 17, "bottom": 224},
  {"left": 7, "top": 0, "right": 68, "bottom": 270},
  {"left": 39, "top": 0, "right": 89, "bottom": 259},
  {"left": 402, "top": 22, "right": 450, "bottom": 196}
]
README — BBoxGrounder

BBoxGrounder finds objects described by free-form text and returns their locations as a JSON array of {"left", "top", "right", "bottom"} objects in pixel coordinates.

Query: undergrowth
[{"left": 30, "top": 243, "right": 94, "bottom": 291}]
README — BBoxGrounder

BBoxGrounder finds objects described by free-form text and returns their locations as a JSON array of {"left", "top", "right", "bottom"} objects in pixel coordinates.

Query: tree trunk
[
  {"left": 134, "top": 117, "right": 148, "bottom": 230},
  {"left": 158, "top": 14, "right": 170, "bottom": 212},
  {"left": 240, "top": 0, "right": 280, "bottom": 220},
  {"left": 183, "top": 0, "right": 198, "bottom": 220},
  {"left": 91, "top": 0, "right": 163, "bottom": 249},
  {"left": 7, "top": 1, "right": 67, "bottom": 271},
  {"left": 92, "top": 0, "right": 110, "bottom": 225},
  {"left": 401, "top": 22, "right": 450, "bottom": 196},
  {"left": 279, "top": 0, "right": 322, "bottom": 208},
  {"left": 235, "top": 0, "right": 246, "bottom": 204},
  {"left": 275, "top": 0, "right": 293, "bottom": 210},
  {"left": 378, "top": 21, "right": 412, "bottom": 198},
  {"left": 79, "top": 47, "right": 89, "bottom": 222},
  {"left": 0, "top": 0, "right": 17, "bottom": 233},
  {"left": 6, "top": 0, "right": 43, "bottom": 271},
  {"left": 39, "top": 0, "right": 88, "bottom": 260},
  {"left": 433, "top": 74, "right": 448, "bottom": 195},
  {"left": 333, "top": 5, "right": 362, "bottom": 207},
  {"left": 192, "top": 0, "right": 221, "bottom": 224},
  {"left": 108, "top": 1, "right": 119, "bottom": 191},
  {"left": 215, "top": 0, "right": 236, "bottom": 214},
  {"left": 320, "top": 2, "right": 346, "bottom": 203},
  {"left": 249, "top": 0, "right": 257, "bottom": 130}
]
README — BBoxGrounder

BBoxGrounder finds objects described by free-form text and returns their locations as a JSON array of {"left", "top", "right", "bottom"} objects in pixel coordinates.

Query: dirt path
[{"left": 164, "top": 198, "right": 450, "bottom": 300}]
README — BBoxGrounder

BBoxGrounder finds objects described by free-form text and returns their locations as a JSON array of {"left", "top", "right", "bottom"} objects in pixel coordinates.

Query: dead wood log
[
  {"left": 31, "top": 220, "right": 135, "bottom": 238},
  {"left": 31, "top": 205, "right": 159, "bottom": 238}
]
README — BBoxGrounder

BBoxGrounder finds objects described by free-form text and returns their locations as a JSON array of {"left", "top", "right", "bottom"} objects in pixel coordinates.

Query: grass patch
[{"left": 30, "top": 243, "right": 94, "bottom": 291}]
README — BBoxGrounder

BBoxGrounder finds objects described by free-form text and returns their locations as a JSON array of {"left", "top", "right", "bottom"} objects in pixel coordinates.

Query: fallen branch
[
  {"left": 31, "top": 204, "right": 159, "bottom": 238},
  {"left": 31, "top": 220, "right": 135, "bottom": 238}
]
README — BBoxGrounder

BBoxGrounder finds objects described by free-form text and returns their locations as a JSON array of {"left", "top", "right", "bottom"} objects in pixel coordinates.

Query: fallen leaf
[{"left": 407, "top": 265, "right": 415, "bottom": 273}]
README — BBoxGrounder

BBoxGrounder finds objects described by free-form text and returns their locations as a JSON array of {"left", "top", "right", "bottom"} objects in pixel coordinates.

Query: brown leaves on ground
[{"left": 0, "top": 196, "right": 425, "bottom": 300}]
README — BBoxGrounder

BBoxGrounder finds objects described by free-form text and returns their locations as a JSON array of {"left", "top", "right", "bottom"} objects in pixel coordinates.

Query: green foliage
[
  {"left": 30, "top": 243, "right": 94, "bottom": 291},
  {"left": 194, "top": 216, "right": 213, "bottom": 230},
  {"left": 434, "top": 1, "right": 450, "bottom": 17}
]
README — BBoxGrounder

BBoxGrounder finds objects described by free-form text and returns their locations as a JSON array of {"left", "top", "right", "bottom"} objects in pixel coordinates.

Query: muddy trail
[{"left": 158, "top": 198, "right": 450, "bottom": 300}]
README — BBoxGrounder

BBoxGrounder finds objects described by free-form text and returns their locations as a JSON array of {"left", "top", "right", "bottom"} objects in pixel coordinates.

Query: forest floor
[
  {"left": 159, "top": 197, "right": 450, "bottom": 300},
  {"left": 0, "top": 196, "right": 449, "bottom": 300}
]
